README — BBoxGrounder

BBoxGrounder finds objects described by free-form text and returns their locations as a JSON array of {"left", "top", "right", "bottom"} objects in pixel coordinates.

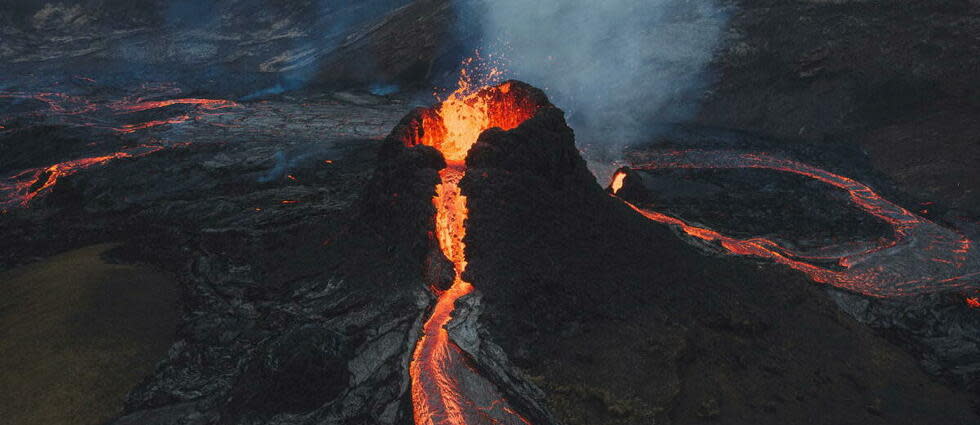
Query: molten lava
[
  {"left": 1, "top": 81, "right": 238, "bottom": 134},
  {"left": 610, "top": 171, "right": 626, "bottom": 194},
  {"left": 406, "top": 67, "right": 538, "bottom": 425},
  {"left": 408, "top": 60, "right": 539, "bottom": 163},
  {"left": 610, "top": 150, "right": 980, "bottom": 299},
  {"left": 108, "top": 98, "right": 237, "bottom": 113},
  {"left": 0, "top": 145, "right": 166, "bottom": 209}
]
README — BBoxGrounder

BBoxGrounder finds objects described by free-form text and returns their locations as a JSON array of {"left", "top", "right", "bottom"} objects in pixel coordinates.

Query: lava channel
[
  {"left": 0, "top": 144, "right": 166, "bottom": 210},
  {"left": 610, "top": 149, "right": 980, "bottom": 298},
  {"left": 1, "top": 81, "right": 237, "bottom": 134},
  {"left": 402, "top": 67, "right": 539, "bottom": 425}
]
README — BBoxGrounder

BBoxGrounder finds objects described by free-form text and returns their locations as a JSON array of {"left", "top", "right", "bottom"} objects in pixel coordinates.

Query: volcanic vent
[{"left": 379, "top": 79, "right": 557, "bottom": 425}]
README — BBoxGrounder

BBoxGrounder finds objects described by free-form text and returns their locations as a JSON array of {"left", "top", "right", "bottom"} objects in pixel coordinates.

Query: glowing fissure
[
  {"left": 611, "top": 150, "right": 980, "bottom": 298},
  {"left": 1, "top": 82, "right": 238, "bottom": 134},
  {"left": 0, "top": 144, "right": 166, "bottom": 210},
  {"left": 408, "top": 70, "right": 537, "bottom": 425}
]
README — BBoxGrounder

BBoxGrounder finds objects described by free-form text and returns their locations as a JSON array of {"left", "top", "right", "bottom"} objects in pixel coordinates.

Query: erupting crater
[{"left": 387, "top": 75, "right": 548, "bottom": 425}]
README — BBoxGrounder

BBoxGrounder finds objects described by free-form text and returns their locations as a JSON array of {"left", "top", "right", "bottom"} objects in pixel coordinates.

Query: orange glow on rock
[{"left": 967, "top": 297, "right": 980, "bottom": 308}]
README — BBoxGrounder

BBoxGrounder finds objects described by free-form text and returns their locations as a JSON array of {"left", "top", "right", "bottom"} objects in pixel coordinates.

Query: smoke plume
[{"left": 463, "top": 0, "right": 728, "bottom": 151}]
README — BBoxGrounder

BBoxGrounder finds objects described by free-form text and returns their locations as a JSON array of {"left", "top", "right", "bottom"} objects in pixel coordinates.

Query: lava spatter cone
[
  {"left": 430, "top": 90, "right": 980, "bottom": 424},
  {"left": 364, "top": 73, "right": 980, "bottom": 425},
  {"left": 378, "top": 80, "right": 562, "bottom": 425}
]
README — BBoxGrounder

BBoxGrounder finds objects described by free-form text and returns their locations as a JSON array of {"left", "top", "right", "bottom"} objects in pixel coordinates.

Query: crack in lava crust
[
  {"left": 611, "top": 149, "right": 980, "bottom": 299},
  {"left": 0, "top": 144, "right": 168, "bottom": 210},
  {"left": 406, "top": 77, "right": 538, "bottom": 425}
]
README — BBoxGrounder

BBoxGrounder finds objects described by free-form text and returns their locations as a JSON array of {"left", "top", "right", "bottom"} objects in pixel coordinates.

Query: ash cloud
[{"left": 463, "top": 0, "right": 728, "bottom": 152}]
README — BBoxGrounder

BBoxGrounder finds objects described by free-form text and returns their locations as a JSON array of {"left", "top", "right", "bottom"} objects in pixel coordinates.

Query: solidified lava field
[{"left": 2, "top": 2, "right": 980, "bottom": 425}]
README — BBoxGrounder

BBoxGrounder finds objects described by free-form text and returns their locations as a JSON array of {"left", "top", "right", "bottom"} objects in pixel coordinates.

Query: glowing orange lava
[
  {"left": 610, "top": 171, "right": 626, "bottom": 194},
  {"left": 407, "top": 65, "right": 538, "bottom": 425},
  {"left": 0, "top": 145, "right": 166, "bottom": 209},
  {"left": 612, "top": 150, "right": 980, "bottom": 299},
  {"left": 114, "top": 115, "right": 193, "bottom": 133},
  {"left": 109, "top": 98, "right": 238, "bottom": 134},
  {"left": 412, "top": 60, "right": 538, "bottom": 163},
  {"left": 109, "top": 98, "right": 238, "bottom": 113},
  {"left": 1, "top": 83, "right": 237, "bottom": 134}
]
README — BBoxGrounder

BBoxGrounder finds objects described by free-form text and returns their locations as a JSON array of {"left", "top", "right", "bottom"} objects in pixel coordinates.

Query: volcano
[
  {"left": 377, "top": 79, "right": 558, "bottom": 425},
  {"left": 0, "top": 72, "right": 973, "bottom": 425},
  {"left": 3, "top": 2, "right": 980, "bottom": 423},
  {"left": 0, "top": 67, "right": 978, "bottom": 424},
  {"left": 344, "top": 78, "right": 980, "bottom": 424}
]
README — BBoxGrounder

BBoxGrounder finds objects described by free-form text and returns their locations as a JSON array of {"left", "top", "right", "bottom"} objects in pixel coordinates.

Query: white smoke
[{"left": 464, "top": 0, "right": 728, "bottom": 151}]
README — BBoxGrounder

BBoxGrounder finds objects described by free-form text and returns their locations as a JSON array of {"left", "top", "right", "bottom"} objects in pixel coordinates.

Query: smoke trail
[{"left": 463, "top": 0, "right": 728, "bottom": 150}]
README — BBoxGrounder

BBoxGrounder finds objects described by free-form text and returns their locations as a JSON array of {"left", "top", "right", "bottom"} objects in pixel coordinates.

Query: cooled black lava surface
[
  {"left": 698, "top": 0, "right": 980, "bottom": 215},
  {"left": 2, "top": 1, "right": 979, "bottom": 425},
  {"left": 625, "top": 167, "right": 893, "bottom": 248},
  {"left": 2, "top": 75, "right": 978, "bottom": 425},
  {"left": 461, "top": 99, "right": 980, "bottom": 425},
  {"left": 0, "top": 91, "right": 441, "bottom": 424}
]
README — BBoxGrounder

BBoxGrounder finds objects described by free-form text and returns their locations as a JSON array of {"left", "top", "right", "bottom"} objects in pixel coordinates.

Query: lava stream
[
  {"left": 410, "top": 163, "right": 478, "bottom": 425},
  {"left": 611, "top": 149, "right": 980, "bottom": 298},
  {"left": 0, "top": 144, "right": 166, "bottom": 209},
  {"left": 1, "top": 81, "right": 238, "bottom": 134},
  {"left": 407, "top": 70, "right": 538, "bottom": 425}
]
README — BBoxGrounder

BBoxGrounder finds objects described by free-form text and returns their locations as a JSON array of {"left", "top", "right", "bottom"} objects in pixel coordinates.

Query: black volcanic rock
[
  {"left": 107, "top": 140, "right": 436, "bottom": 424},
  {"left": 224, "top": 326, "right": 350, "bottom": 419},
  {"left": 460, "top": 94, "right": 980, "bottom": 425},
  {"left": 700, "top": 0, "right": 980, "bottom": 214},
  {"left": 466, "top": 106, "right": 595, "bottom": 193}
]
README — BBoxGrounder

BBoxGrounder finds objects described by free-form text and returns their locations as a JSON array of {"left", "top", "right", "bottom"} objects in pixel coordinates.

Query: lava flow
[
  {"left": 0, "top": 144, "right": 166, "bottom": 210},
  {"left": 1, "top": 80, "right": 238, "bottom": 134},
  {"left": 610, "top": 149, "right": 980, "bottom": 298},
  {"left": 404, "top": 66, "right": 538, "bottom": 425}
]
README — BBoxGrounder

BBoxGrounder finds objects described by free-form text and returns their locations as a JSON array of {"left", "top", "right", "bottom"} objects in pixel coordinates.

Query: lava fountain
[
  {"left": 609, "top": 149, "right": 980, "bottom": 299},
  {"left": 391, "top": 67, "right": 542, "bottom": 425}
]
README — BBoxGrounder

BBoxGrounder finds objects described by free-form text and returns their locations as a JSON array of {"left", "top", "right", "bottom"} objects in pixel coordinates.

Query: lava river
[
  {"left": 406, "top": 70, "right": 538, "bottom": 425},
  {"left": 0, "top": 80, "right": 238, "bottom": 134},
  {"left": 610, "top": 149, "right": 980, "bottom": 299},
  {"left": 0, "top": 144, "right": 168, "bottom": 210},
  {"left": 0, "top": 80, "right": 240, "bottom": 209}
]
